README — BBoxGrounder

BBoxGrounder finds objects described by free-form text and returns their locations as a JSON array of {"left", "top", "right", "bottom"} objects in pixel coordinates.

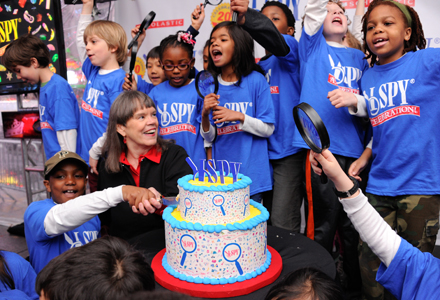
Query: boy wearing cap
[{"left": 24, "top": 150, "right": 161, "bottom": 273}]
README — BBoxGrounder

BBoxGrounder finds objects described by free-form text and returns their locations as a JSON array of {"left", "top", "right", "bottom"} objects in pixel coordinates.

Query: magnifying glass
[
  {"left": 128, "top": 41, "right": 138, "bottom": 83},
  {"left": 243, "top": 194, "right": 249, "bottom": 216},
  {"left": 212, "top": 194, "right": 226, "bottom": 216},
  {"left": 180, "top": 234, "right": 197, "bottom": 266},
  {"left": 193, "top": 0, "right": 223, "bottom": 19},
  {"left": 293, "top": 102, "right": 330, "bottom": 184},
  {"left": 195, "top": 70, "right": 219, "bottom": 99},
  {"left": 184, "top": 197, "right": 192, "bottom": 217},
  {"left": 223, "top": 243, "right": 243, "bottom": 275},
  {"left": 128, "top": 11, "right": 156, "bottom": 50}
]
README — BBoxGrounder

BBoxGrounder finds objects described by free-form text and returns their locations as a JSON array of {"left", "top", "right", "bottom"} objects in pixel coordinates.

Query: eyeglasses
[{"left": 162, "top": 63, "right": 191, "bottom": 71}]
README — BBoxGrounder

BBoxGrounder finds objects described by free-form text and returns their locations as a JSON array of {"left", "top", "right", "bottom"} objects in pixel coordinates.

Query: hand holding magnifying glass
[
  {"left": 128, "top": 11, "right": 156, "bottom": 50},
  {"left": 193, "top": 0, "right": 223, "bottom": 19},
  {"left": 293, "top": 103, "right": 330, "bottom": 184}
]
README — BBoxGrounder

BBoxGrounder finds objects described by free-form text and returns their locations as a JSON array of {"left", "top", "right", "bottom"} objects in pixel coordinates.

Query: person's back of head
[
  {"left": 264, "top": 267, "right": 343, "bottom": 300},
  {"left": 36, "top": 236, "right": 155, "bottom": 300},
  {"left": 125, "top": 290, "right": 198, "bottom": 300},
  {"left": 2, "top": 34, "right": 50, "bottom": 71},
  {"left": 83, "top": 20, "right": 127, "bottom": 67}
]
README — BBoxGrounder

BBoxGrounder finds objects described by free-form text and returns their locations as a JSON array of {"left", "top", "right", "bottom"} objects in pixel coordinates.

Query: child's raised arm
[
  {"left": 310, "top": 149, "right": 400, "bottom": 267},
  {"left": 234, "top": 0, "right": 290, "bottom": 57},
  {"left": 76, "top": 0, "right": 93, "bottom": 63},
  {"left": 303, "top": 0, "right": 328, "bottom": 36},
  {"left": 191, "top": 3, "right": 205, "bottom": 32},
  {"left": 44, "top": 185, "right": 162, "bottom": 237}
]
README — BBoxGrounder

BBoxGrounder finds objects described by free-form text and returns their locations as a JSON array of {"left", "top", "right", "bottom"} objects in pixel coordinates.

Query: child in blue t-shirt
[
  {"left": 0, "top": 251, "right": 38, "bottom": 299},
  {"left": 234, "top": 0, "right": 305, "bottom": 232},
  {"left": 147, "top": 32, "right": 206, "bottom": 162},
  {"left": 24, "top": 150, "right": 162, "bottom": 273},
  {"left": 201, "top": 21, "right": 275, "bottom": 201},
  {"left": 329, "top": 1, "right": 440, "bottom": 298},
  {"left": 2, "top": 35, "right": 80, "bottom": 159},
  {"left": 292, "top": 0, "right": 369, "bottom": 295},
  {"left": 76, "top": 0, "right": 127, "bottom": 191}
]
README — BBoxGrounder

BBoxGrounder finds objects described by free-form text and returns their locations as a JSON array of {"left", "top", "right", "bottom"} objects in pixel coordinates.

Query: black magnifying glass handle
[
  {"left": 128, "top": 41, "right": 138, "bottom": 83},
  {"left": 231, "top": 11, "right": 238, "bottom": 22},
  {"left": 317, "top": 162, "right": 328, "bottom": 184}
]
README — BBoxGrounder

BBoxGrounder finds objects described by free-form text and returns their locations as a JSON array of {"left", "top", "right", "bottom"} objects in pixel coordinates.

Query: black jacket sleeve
[{"left": 241, "top": 8, "right": 290, "bottom": 57}]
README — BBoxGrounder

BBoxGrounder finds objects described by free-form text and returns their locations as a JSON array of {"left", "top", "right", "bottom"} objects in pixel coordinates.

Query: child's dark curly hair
[
  {"left": 159, "top": 31, "right": 194, "bottom": 61},
  {"left": 362, "top": 0, "right": 426, "bottom": 67}
]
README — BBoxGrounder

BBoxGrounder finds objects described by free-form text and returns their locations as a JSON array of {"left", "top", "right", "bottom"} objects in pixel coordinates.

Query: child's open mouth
[
  {"left": 332, "top": 17, "right": 342, "bottom": 25},
  {"left": 63, "top": 190, "right": 78, "bottom": 197},
  {"left": 211, "top": 49, "right": 223, "bottom": 63},
  {"left": 373, "top": 38, "right": 388, "bottom": 47}
]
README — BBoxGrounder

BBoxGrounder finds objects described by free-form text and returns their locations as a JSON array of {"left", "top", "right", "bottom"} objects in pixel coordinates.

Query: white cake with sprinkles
[{"left": 162, "top": 172, "right": 270, "bottom": 285}]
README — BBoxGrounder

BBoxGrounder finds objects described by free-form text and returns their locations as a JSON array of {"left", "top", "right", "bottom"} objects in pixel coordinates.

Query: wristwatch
[{"left": 333, "top": 176, "right": 359, "bottom": 198}]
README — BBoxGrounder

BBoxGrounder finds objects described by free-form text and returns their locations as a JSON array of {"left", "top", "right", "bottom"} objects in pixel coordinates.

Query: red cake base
[{"left": 151, "top": 246, "right": 282, "bottom": 298}]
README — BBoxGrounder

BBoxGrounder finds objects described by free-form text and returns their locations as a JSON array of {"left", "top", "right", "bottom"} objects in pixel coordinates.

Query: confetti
[
  {"left": 47, "top": 13, "right": 52, "bottom": 21},
  {"left": 36, "top": 13, "right": 42, "bottom": 22},
  {"left": 24, "top": 10, "right": 35, "bottom": 23},
  {"left": 42, "top": 23, "right": 48, "bottom": 32},
  {"left": 52, "top": 54, "right": 58, "bottom": 62},
  {"left": 31, "top": 25, "right": 41, "bottom": 34},
  {"left": 48, "top": 29, "right": 55, "bottom": 41}
]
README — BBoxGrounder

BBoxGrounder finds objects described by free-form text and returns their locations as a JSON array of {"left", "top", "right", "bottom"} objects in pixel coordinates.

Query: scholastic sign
[{"left": 149, "top": 19, "right": 184, "bottom": 29}]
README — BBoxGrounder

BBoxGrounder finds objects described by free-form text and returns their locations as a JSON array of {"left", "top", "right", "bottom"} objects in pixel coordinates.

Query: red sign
[{"left": 149, "top": 19, "right": 184, "bottom": 29}]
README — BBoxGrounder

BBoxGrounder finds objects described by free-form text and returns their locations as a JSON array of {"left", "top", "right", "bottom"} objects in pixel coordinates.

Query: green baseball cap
[{"left": 44, "top": 150, "right": 88, "bottom": 179}]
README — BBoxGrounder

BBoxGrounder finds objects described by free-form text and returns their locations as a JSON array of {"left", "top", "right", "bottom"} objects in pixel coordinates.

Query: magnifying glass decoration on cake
[
  {"left": 184, "top": 198, "right": 193, "bottom": 217},
  {"left": 192, "top": 0, "right": 223, "bottom": 19},
  {"left": 243, "top": 194, "right": 249, "bottom": 216},
  {"left": 293, "top": 102, "right": 330, "bottom": 184},
  {"left": 128, "top": 11, "right": 156, "bottom": 50},
  {"left": 212, "top": 194, "right": 226, "bottom": 216},
  {"left": 180, "top": 234, "right": 197, "bottom": 266},
  {"left": 223, "top": 243, "right": 243, "bottom": 275}
]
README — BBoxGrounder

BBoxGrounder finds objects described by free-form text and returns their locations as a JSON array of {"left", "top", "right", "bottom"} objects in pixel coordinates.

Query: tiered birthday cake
[{"left": 162, "top": 171, "right": 270, "bottom": 285}]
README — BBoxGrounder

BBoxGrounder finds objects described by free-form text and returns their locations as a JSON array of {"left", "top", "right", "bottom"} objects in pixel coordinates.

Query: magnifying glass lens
[{"left": 298, "top": 109, "right": 322, "bottom": 150}]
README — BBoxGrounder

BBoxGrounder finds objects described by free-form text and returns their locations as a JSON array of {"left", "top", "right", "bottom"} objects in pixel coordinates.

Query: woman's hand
[
  {"left": 122, "top": 73, "right": 137, "bottom": 91},
  {"left": 122, "top": 186, "right": 161, "bottom": 216},
  {"left": 202, "top": 93, "right": 220, "bottom": 117},
  {"left": 89, "top": 157, "right": 99, "bottom": 175},
  {"left": 328, "top": 89, "right": 358, "bottom": 109},
  {"left": 213, "top": 106, "right": 245, "bottom": 124},
  {"left": 191, "top": 3, "right": 205, "bottom": 31}
]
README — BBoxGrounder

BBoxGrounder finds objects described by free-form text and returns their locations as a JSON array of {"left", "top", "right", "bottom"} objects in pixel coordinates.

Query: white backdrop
[{"left": 114, "top": 0, "right": 440, "bottom": 80}]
